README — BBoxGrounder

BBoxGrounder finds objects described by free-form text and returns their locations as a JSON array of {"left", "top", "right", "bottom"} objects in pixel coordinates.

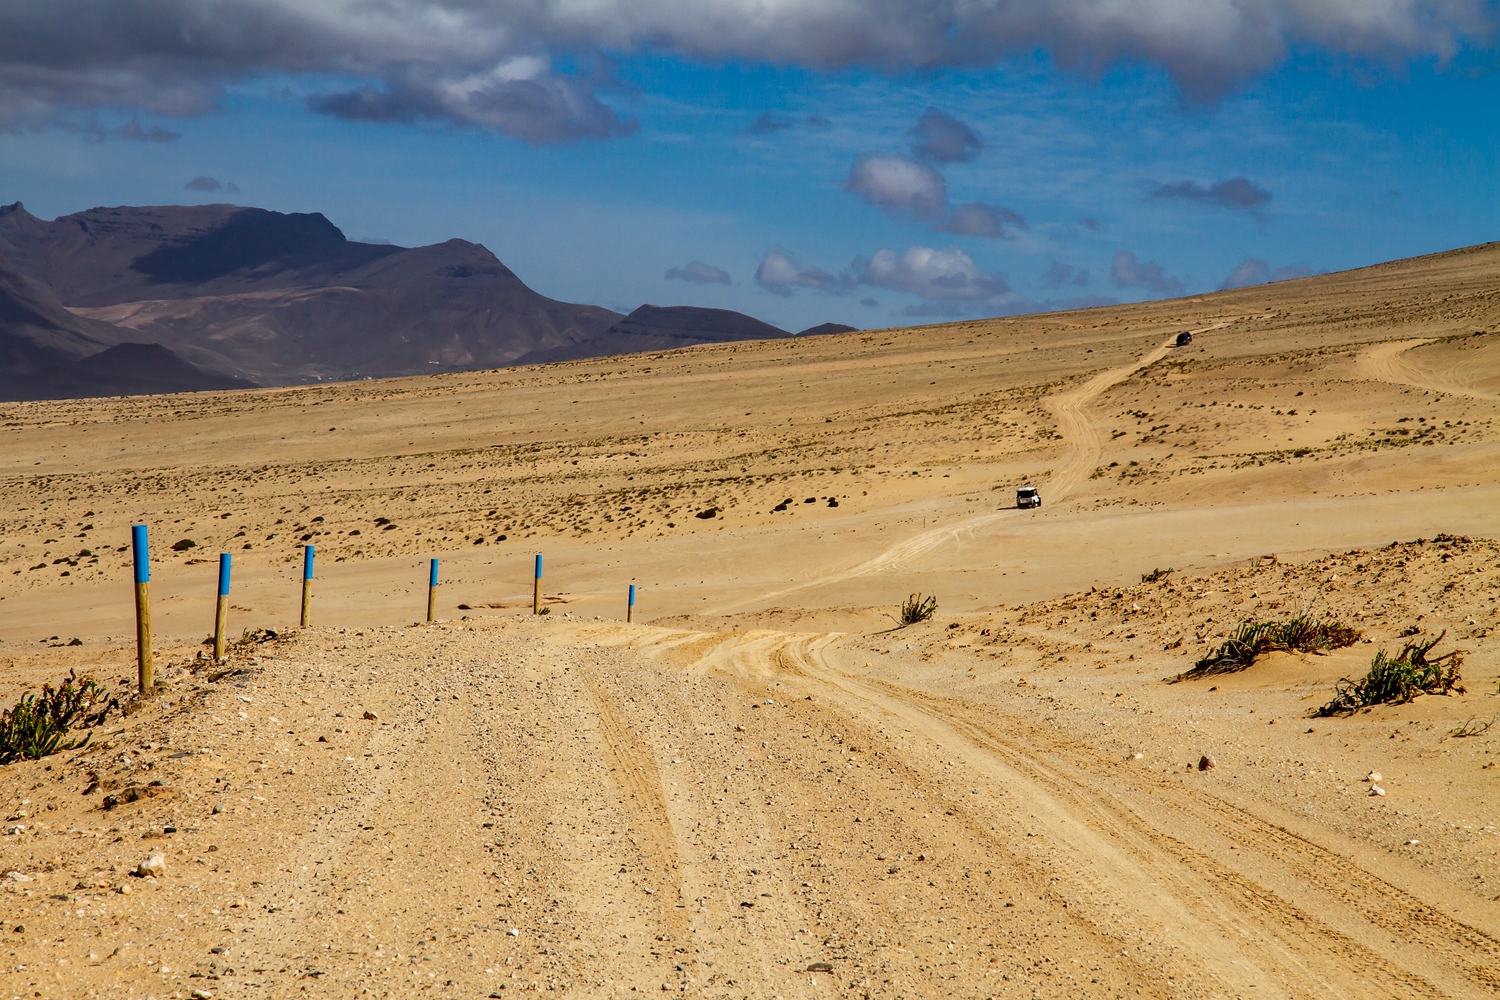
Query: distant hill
[
  {"left": 0, "top": 342, "right": 255, "bottom": 402},
  {"left": 797, "top": 323, "right": 858, "bottom": 337},
  {"left": 512, "top": 305, "right": 792, "bottom": 365},
  {"left": 0, "top": 200, "right": 850, "bottom": 399}
]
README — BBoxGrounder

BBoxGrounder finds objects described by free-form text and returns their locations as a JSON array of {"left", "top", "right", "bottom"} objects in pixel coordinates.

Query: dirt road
[{"left": 5, "top": 608, "right": 1497, "bottom": 999}]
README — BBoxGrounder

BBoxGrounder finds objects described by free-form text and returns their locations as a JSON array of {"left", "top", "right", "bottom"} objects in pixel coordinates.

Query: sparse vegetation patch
[
  {"left": 0, "top": 670, "right": 117, "bottom": 765},
  {"left": 1314, "top": 633, "right": 1465, "bottom": 716},
  {"left": 1173, "top": 615, "right": 1361, "bottom": 681},
  {"left": 895, "top": 593, "right": 938, "bottom": 627}
]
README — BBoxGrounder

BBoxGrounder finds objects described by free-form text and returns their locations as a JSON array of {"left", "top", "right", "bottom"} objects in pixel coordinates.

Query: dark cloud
[
  {"left": 185, "top": 175, "right": 221, "bottom": 191},
  {"left": 1080, "top": 217, "right": 1104, "bottom": 231},
  {"left": 934, "top": 202, "right": 1026, "bottom": 239},
  {"left": 859, "top": 297, "right": 880, "bottom": 307},
  {"left": 666, "top": 260, "right": 732, "bottom": 285},
  {"left": 1111, "top": 250, "right": 1185, "bottom": 295},
  {"left": 1148, "top": 177, "right": 1271, "bottom": 212},
  {"left": 744, "top": 112, "right": 792, "bottom": 135},
  {"left": 0, "top": 1, "right": 1489, "bottom": 138},
  {"left": 1217, "top": 257, "right": 1312, "bottom": 290},
  {"left": 843, "top": 153, "right": 948, "bottom": 221},
  {"left": 1044, "top": 262, "right": 1090, "bottom": 288},
  {"left": 907, "top": 107, "right": 982, "bottom": 163},
  {"left": 308, "top": 63, "right": 636, "bottom": 144},
  {"left": 755, "top": 248, "right": 849, "bottom": 296},
  {"left": 118, "top": 116, "right": 180, "bottom": 142}
]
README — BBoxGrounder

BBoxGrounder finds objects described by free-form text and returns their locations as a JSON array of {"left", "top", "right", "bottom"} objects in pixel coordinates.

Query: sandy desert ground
[{"left": 2, "top": 242, "right": 1499, "bottom": 999}]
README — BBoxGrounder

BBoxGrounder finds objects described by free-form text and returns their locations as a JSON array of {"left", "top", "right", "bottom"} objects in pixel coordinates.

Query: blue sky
[{"left": 1, "top": 2, "right": 1497, "bottom": 331}]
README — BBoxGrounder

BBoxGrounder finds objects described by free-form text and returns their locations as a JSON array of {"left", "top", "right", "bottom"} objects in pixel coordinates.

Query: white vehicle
[{"left": 1016, "top": 486, "right": 1041, "bottom": 509}]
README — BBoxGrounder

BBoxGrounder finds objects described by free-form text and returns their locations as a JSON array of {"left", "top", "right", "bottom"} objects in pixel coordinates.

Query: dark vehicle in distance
[{"left": 1016, "top": 486, "right": 1041, "bottom": 509}]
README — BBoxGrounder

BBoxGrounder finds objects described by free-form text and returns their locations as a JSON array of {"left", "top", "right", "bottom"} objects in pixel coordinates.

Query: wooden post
[
  {"left": 427, "top": 558, "right": 439, "bottom": 623},
  {"left": 533, "top": 553, "right": 542, "bottom": 615},
  {"left": 131, "top": 525, "right": 154, "bottom": 692},
  {"left": 213, "top": 552, "right": 232, "bottom": 661},
  {"left": 627, "top": 583, "right": 636, "bottom": 624},
  {"left": 300, "top": 544, "right": 314, "bottom": 627}
]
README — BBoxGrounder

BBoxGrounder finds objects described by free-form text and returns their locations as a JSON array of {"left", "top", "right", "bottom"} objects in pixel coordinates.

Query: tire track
[
  {"left": 577, "top": 666, "right": 693, "bottom": 949},
  {"left": 1357, "top": 337, "right": 1498, "bottom": 400},
  {"left": 708, "top": 333, "right": 1185, "bottom": 614},
  {"left": 597, "top": 622, "right": 1499, "bottom": 998},
  {"left": 793, "top": 649, "right": 1500, "bottom": 999}
]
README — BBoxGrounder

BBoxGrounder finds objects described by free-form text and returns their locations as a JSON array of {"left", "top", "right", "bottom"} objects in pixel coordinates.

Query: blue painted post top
[
  {"left": 217, "top": 553, "right": 232, "bottom": 596},
  {"left": 131, "top": 524, "right": 150, "bottom": 584},
  {"left": 534, "top": 554, "right": 542, "bottom": 578},
  {"left": 629, "top": 584, "right": 636, "bottom": 605},
  {"left": 429, "top": 558, "right": 440, "bottom": 587},
  {"left": 303, "top": 544, "right": 315, "bottom": 580}
]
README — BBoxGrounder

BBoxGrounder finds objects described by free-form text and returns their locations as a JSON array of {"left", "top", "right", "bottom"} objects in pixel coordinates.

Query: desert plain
[{"left": 2, "top": 242, "right": 1500, "bottom": 999}]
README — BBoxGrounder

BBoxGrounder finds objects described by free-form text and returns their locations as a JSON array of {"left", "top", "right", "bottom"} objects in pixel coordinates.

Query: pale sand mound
[{"left": 2, "top": 243, "right": 1499, "bottom": 997}]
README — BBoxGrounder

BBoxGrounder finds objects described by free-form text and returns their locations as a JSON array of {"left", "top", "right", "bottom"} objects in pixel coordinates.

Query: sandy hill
[{"left": 0, "top": 239, "right": 1498, "bottom": 998}]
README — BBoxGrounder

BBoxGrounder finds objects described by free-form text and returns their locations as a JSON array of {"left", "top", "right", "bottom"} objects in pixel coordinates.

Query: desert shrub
[
  {"left": 0, "top": 670, "right": 116, "bottom": 765},
  {"left": 1315, "top": 633, "right": 1464, "bottom": 716},
  {"left": 895, "top": 593, "right": 937, "bottom": 627},
  {"left": 1173, "top": 615, "right": 1361, "bottom": 681},
  {"left": 1140, "top": 567, "right": 1173, "bottom": 583}
]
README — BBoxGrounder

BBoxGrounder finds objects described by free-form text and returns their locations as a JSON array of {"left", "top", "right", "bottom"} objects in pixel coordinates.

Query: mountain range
[{"left": 0, "top": 201, "right": 854, "bottom": 401}]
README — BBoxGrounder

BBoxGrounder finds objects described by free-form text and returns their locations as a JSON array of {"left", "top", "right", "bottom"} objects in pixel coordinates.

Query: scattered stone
[
  {"left": 805, "top": 962, "right": 835, "bottom": 973},
  {"left": 1130, "top": 752, "right": 1144, "bottom": 760},
  {"left": 506, "top": 928, "right": 519, "bottom": 937},
  {"left": 4, "top": 871, "right": 30, "bottom": 882},
  {"left": 190, "top": 989, "right": 215, "bottom": 999},
  {"left": 1406, "top": 838, "right": 1420, "bottom": 845},
  {"left": 1365, "top": 771, "right": 1383, "bottom": 783},
  {"left": 136, "top": 853, "right": 166, "bottom": 877},
  {"left": 1198, "top": 754, "right": 1217, "bottom": 771},
  {"left": 1369, "top": 785, "right": 1386, "bottom": 796},
  {"left": 363, "top": 710, "right": 378, "bottom": 721},
  {"left": 694, "top": 507, "right": 718, "bottom": 519}
]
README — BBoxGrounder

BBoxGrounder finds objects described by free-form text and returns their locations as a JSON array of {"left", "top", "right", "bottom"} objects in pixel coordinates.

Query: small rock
[
  {"left": 1130, "top": 752, "right": 1143, "bottom": 760},
  {"left": 1369, "top": 785, "right": 1386, "bottom": 796},
  {"left": 1406, "top": 838, "right": 1420, "bottom": 845},
  {"left": 363, "top": 710, "right": 378, "bottom": 721},
  {"left": 1365, "top": 771, "right": 1383, "bottom": 783},
  {"left": 806, "top": 962, "right": 835, "bottom": 973},
  {"left": 191, "top": 989, "right": 215, "bottom": 999},
  {"left": 506, "top": 928, "right": 519, "bottom": 937},
  {"left": 137, "top": 853, "right": 166, "bottom": 877},
  {"left": 212, "top": 805, "right": 223, "bottom": 814},
  {"left": 4, "top": 871, "right": 30, "bottom": 882},
  {"left": 1198, "top": 754, "right": 1216, "bottom": 771},
  {"left": 117, "top": 884, "right": 132, "bottom": 895}
]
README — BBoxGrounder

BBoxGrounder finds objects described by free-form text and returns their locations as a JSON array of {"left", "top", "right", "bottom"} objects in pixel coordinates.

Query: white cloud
[
  {"left": 857, "top": 245, "right": 1010, "bottom": 302},
  {"left": 755, "top": 248, "right": 847, "bottom": 296},
  {"left": 1218, "top": 257, "right": 1312, "bottom": 289},
  {"left": 935, "top": 202, "right": 1026, "bottom": 239},
  {"left": 1111, "top": 250, "right": 1186, "bottom": 295},
  {"left": 666, "top": 260, "right": 732, "bottom": 285},
  {"left": 843, "top": 154, "right": 948, "bottom": 220}
]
